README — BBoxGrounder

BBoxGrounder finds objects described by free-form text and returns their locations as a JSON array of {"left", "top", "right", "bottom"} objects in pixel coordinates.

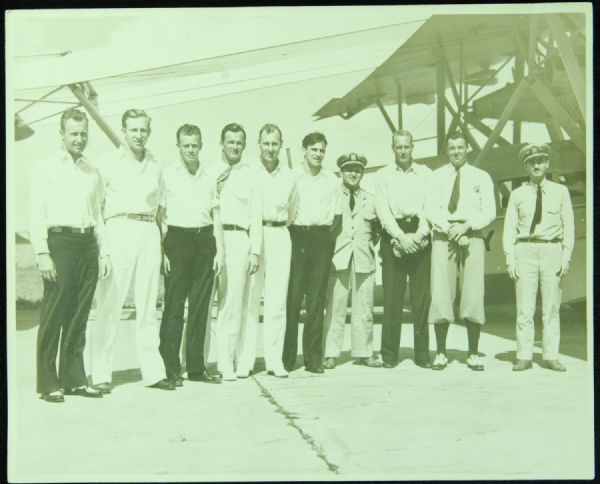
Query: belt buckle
[
  {"left": 302, "top": 225, "right": 310, "bottom": 232},
  {"left": 265, "top": 221, "right": 273, "bottom": 227},
  {"left": 405, "top": 216, "right": 412, "bottom": 223}
]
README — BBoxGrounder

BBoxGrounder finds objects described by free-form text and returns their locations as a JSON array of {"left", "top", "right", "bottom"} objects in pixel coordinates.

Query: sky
[{"left": 6, "top": 5, "right": 589, "bottom": 233}]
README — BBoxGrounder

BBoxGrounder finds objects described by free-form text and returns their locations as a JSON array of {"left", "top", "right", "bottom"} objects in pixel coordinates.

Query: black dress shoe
[
  {"left": 415, "top": 361, "right": 432, "bottom": 369},
  {"left": 169, "top": 375, "right": 183, "bottom": 387},
  {"left": 64, "top": 387, "right": 103, "bottom": 398},
  {"left": 305, "top": 366, "right": 324, "bottom": 374},
  {"left": 148, "top": 378, "right": 176, "bottom": 390},
  {"left": 40, "top": 392, "right": 64, "bottom": 403},
  {"left": 382, "top": 361, "right": 397, "bottom": 369},
  {"left": 188, "top": 370, "right": 222, "bottom": 384}
]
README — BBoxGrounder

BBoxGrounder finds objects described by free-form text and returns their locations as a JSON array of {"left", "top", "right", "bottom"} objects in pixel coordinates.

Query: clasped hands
[
  {"left": 447, "top": 221, "right": 470, "bottom": 247},
  {"left": 391, "top": 232, "right": 428, "bottom": 255}
]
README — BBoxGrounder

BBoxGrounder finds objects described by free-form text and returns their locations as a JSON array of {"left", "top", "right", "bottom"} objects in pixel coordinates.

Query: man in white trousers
[
  {"left": 90, "top": 109, "right": 173, "bottom": 392},
  {"left": 238, "top": 124, "right": 296, "bottom": 378},
  {"left": 213, "top": 123, "right": 262, "bottom": 381},
  {"left": 322, "top": 153, "right": 381, "bottom": 369},
  {"left": 503, "top": 143, "right": 574, "bottom": 372}
]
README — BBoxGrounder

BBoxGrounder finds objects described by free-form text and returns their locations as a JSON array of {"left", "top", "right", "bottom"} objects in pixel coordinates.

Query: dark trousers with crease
[
  {"left": 159, "top": 228, "right": 216, "bottom": 378},
  {"left": 380, "top": 224, "right": 431, "bottom": 365},
  {"left": 37, "top": 232, "right": 99, "bottom": 394},
  {"left": 283, "top": 226, "right": 335, "bottom": 371}
]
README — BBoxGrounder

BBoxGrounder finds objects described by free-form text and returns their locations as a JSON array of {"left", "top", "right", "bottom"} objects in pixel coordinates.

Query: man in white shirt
[
  {"left": 374, "top": 130, "right": 433, "bottom": 369},
  {"left": 284, "top": 132, "right": 342, "bottom": 374},
  {"left": 503, "top": 143, "right": 574, "bottom": 372},
  {"left": 30, "top": 108, "right": 111, "bottom": 402},
  {"left": 90, "top": 109, "right": 173, "bottom": 392},
  {"left": 241, "top": 124, "right": 296, "bottom": 378},
  {"left": 322, "top": 153, "right": 381, "bottom": 369},
  {"left": 158, "top": 124, "right": 223, "bottom": 386},
  {"left": 213, "top": 123, "right": 262, "bottom": 381},
  {"left": 425, "top": 131, "right": 496, "bottom": 371}
]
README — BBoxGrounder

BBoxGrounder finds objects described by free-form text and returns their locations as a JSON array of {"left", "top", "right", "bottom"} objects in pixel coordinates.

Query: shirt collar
[
  {"left": 259, "top": 161, "right": 281, "bottom": 175},
  {"left": 177, "top": 156, "right": 203, "bottom": 177},
  {"left": 120, "top": 144, "right": 155, "bottom": 164},
  {"left": 528, "top": 178, "right": 548, "bottom": 191},
  {"left": 59, "top": 146, "right": 87, "bottom": 166},
  {"left": 394, "top": 161, "right": 415, "bottom": 173}
]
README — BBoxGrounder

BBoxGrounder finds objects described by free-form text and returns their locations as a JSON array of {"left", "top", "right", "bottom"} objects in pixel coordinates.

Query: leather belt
[
  {"left": 167, "top": 225, "right": 213, "bottom": 235},
  {"left": 110, "top": 213, "right": 156, "bottom": 222},
  {"left": 48, "top": 226, "right": 94, "bottom": 234},
  {"left": 290, "top": 224, "right": 331, "bottom": 232},
  {"left": 516, "top": 237, "right": 561, "bottom": 244},
  {"left": 263, "top": 220, "right": 286, "bottom": 227},
  {"left": 222, "top": 224, "right": 248, "bottom": 232},
  {"left": 395, "top": 216, "right": 418, "bottom": 223},
  {"left": 395, "top": 216, "right": 419, "bottom": 234}
]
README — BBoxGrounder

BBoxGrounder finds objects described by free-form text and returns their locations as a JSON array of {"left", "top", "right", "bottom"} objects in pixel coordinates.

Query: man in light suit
[{"left": 322, "top": 153, "right": 381, "bottom": 369}]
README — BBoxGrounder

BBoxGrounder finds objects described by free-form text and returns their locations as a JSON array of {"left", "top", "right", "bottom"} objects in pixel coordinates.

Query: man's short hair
[
  {"left": 302, "top": 132, "right": 328, "bottom": 149},
  {"left": 221, "top": 123, "right": 246, "bottom": 142},
  {"left": 258, "top": 123, "right": 282, "bottom": 142},
  {"left": 176, "top": 124, "right": 202, "bottom": 144},
  {"left": 392, "top": 129, "right": 413, "bottom": 144},
  {"left": 60, "top": 108, "right": 88, "bottom": 131},
  {"left": 446, "top": 130, "right": 468, "bottom": 146},
  {"left": 122, "top": 109, "right": 151, "bottom": 129}
]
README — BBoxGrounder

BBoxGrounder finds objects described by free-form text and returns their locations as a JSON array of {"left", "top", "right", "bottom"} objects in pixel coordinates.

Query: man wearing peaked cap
[
  {"left": 322, "top": 153, "right": 381, "bottom": 369},
  {"left": 503, "top": 143, "right": 574, "bottom": 372}
]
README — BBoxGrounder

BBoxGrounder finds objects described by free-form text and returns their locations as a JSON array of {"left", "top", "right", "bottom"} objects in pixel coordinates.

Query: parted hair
[
  {"left": 446, "top": 130, "right": 468, "bottom": 146},
  {"left": 258, "top": 123, "right": 282, "bottom": 142},
  {"left": 60, "top": 108, "right": 88, "bottom": 131},
  {"left": 122, "top": 109, "right": 151, "bottom": 129},
  {"left": 302, "top": 132, "right": 327, "bottom": 149},
  {"left": 392, "top": 129, "right": 413, "bottom": 144},
  {"left": 176, "top": 124, "right": 202, "bottom": 144},
  {"left": 221, "top": 123, "right": 247, "bottom": 142}
]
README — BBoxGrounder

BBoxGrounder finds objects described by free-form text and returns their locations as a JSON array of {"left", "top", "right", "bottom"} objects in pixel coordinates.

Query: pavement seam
[{"left": 252, "top": 376, "right": 340, "bottom": 475}]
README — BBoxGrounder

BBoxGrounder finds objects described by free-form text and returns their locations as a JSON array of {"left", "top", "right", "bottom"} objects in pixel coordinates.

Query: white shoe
[
  {"left": 236, "top": 369, "right": 251, "bottom": 379},
  {"left": 466, "top": 354, "right": 484, "bottom": 371},
  {"left": 432, "top": 353, "right": 448, "bottom": 370},
  {"left": 273, "top": 368, "right": 289, "bottom": 378},
  {"left": 221, "top": 372, "right": 237, "bottom": 381}
]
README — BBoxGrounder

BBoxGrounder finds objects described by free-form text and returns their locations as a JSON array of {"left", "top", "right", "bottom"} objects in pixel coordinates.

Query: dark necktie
[
  {"left": 216, "top": 165, "right": 232, "bottom": 198},
  {"left": 349, "top": 190, "right": 356, "bottom": 211},
  {"left": 448, "top": 168, "right": 460, "bottom": 214},
  {"left": 530, "top": 184, "right": 542, "bottom": 234}
]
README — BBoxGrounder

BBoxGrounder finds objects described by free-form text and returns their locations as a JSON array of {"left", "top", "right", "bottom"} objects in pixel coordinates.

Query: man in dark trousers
[
  {"left": 283, "top": 132, "right": 341, "bottom": 374},
  {"left": 374, "top": 130, "right": 432, "bottom": 369},
  {"left": 158, "top": 124, "right": 223, "bottom": 386},
  {"left": 29, "top": 108, "right": 111, "bottom": 402}
]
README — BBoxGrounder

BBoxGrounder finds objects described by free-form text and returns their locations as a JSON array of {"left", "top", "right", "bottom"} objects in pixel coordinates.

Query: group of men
[{"left": 30, "top": 107, "right": 575, "bottom": 403}]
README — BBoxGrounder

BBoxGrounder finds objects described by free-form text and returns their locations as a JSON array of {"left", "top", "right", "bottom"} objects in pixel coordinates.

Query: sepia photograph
[{"left": 5, "top": 4, "right": 594, "bottom": 482}]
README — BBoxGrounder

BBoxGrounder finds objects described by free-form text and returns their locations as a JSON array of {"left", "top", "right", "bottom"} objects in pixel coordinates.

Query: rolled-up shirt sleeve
[
  {"left": 425, "top": 175, "right": 449, "bottom": 234},
  {"left": 560, "top": 185, "right": 575, "bottom": 264},
  {"left": 468, "top": 173, "right": 496, "bottom": 231},
  {"left": 249, "top": 181, "right": 263, "bottom": 256},
  {"left": 502, "top": 191, "right": 519, "bottom": 268},
  {"left": 29, "top": 165, "right": 49, "bottom": 254},
  {"left": 374, "top": 176, "right": 403, "bottom": 239}
]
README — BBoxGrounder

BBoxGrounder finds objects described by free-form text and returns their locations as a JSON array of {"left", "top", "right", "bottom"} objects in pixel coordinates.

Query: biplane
[
  {"left": 12, "top": 11, "right": 588, "bottom": 305},
  {"left": 314, "top": 13, "right": 587, "bottom": 304}
]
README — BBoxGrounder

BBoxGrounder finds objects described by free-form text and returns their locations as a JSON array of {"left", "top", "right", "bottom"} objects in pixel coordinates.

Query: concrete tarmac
[{"left": 7, "top": 312, "right": 594, "bottom": 482}]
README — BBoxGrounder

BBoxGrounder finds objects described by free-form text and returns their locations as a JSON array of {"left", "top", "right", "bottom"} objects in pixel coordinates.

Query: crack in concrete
[{"left": 252, "top": 376, "right": 340, "bottom": 475}]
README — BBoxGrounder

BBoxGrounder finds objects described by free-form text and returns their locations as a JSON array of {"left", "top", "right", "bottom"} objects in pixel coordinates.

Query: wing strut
[{"left": 68, "top": 83, "right": 121, "bottom": 148}]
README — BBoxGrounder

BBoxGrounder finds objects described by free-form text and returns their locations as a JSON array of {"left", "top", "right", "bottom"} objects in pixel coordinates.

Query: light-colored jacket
[{"left": 331, "top": 185, "right": 378, "bottom": 274}]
